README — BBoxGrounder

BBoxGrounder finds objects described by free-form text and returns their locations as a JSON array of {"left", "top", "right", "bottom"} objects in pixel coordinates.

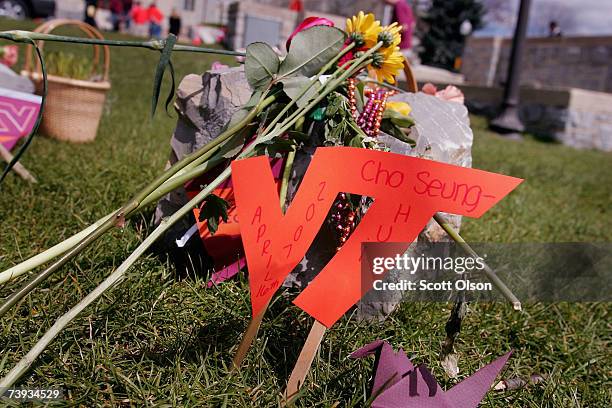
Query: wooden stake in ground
[
  {"left": 282, "top": 320, "right": 327, "bottom": 404},
  {"left": 0, "top": 144, "right": 36, "bottom": 183},
  {"left": 231, "top": 298, "right": 271, "bottom": 370}
]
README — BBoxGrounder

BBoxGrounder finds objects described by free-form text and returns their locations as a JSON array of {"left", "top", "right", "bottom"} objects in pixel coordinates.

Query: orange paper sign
[{"left": 231, "top": 147, "right": 523, "bottom": 327}]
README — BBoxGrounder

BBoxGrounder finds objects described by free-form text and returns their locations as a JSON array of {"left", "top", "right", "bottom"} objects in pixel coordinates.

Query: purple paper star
[{"left": 351, "top": 340, "right": 512, "bottom": 408}]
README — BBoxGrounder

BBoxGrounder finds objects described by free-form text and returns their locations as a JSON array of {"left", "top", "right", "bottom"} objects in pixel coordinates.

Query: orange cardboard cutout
[{"left": 231, "top": 147, "right": 523, "bottom": 327}]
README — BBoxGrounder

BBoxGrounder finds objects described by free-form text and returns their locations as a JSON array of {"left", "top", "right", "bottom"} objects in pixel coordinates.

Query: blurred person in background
[
  {"left": 148, "top": 2, "right": 164, "bottom": 39},
  {"left": 549, "top": 21, "right": 562, "bottom": 37},
  {"left": 289, "top": 0, "right": 303, "bottom": 12},
  {"left": 384, "top": 0, "right": 415, "bottom": 59},
  {"left": 122, "top": 0, "right": 133, "bottom": 31},
  {"left": 84, "top": 0, "right": 97, "bottom": 27},
  {"left": 169, "top": 8, "right": 182, "bottom": 37},
  {"left": 109, "top": 0, "right": 123, "bottom": 32},
  {"left": 130, "top": 1, "right": 148, "bottom": 37}
]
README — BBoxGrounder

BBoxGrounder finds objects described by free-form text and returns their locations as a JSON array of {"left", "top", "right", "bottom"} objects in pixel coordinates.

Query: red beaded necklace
[
  {"left": 329, "top": 78, "right": 397, "bottom": 250},
  {"left": 347, "top": 77, "right": 397, "bottom": 138}
]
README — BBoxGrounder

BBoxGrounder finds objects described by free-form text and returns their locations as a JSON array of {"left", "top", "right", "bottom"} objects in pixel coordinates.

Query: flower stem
[
  {"left": 0, "top": 42, "right": 384, "bottom": 384},
  {"left": 0, "top": 167, "right": 232, "bottom": 389},
  {"left": 279, "top": 150, "right": 296, "bottom": 213},
  {"left": 0, "top": 153, "right": 228, "bottom": 287},
  {"left": 0, "top": 31, "right": 245, "bottom": 56},
  {"left": 433, "top": 213, "right": 521, "bottom": 310},
  {"left": 1, "top": 112, "right": 271, "bottom": 384},
  {"left": 0, "top": 96, "right": 274, "bottom": 314}
]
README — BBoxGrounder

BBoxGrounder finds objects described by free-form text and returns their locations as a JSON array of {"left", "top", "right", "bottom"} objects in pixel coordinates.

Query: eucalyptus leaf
[
  {"left": 355, "top": 81, "right": 365, "bottom": 112},
  {"left": 244, "top": 90, "right": 263, "bottom": 108},
  {"left": 245, "top": 42, "right": 280, "bottom": 90},
  {"left": 164, "top": 60, "right": 176, "bottom": 115},
  {"left": 279, "top": 26, "right": 346, "bottom": 78},
  {"left": 280, "top": 77, "right": 321, "bottom": 108}
]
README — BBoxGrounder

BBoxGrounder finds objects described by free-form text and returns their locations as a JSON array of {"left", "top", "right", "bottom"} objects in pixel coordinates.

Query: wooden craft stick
[
  {"left": 282, "top": 320, "right": 327, "bottom": 404},
  {"left": 231, "top": 298, "right": 271, "bottom": 371},
  {"left": 0, "top": 144, "right": 36, "bottom": 183}
]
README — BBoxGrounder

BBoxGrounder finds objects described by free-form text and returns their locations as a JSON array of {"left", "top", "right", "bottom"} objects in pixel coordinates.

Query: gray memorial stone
[
  {"left": 0, "top": 64, "right": 35, "bottom": 93},
  {"left": 156, "top": 67, "right": 473, "bottom": 320}
]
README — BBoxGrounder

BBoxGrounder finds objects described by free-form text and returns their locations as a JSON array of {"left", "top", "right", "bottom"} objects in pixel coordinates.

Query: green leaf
[
  {"left": 287, "top": 130, "right": 309, "bottom": 142},
  {"left": 381, "top": 119, "right": 416, "bottom": 145},
  {"left": 151, "top": 34, "right": 177, "bottom": 118},
  {"left": 245, "top": 42, "right": 280, "bottom": 90},
  {"left": 198, "top": 194, "right": 230, "bottom": 235},
  {"left": 254, "top": 138, "right": 297, "bottom": 158},
  {"left": 280, "top": 76, "right": 321, "bottom": 108},
  {"left": 279, "top": 26, "right": 346, "bottom": 78},
  {"left": 383, "top": 109, "right": 415, "bottom": 128},
  {"left": 355, "top": 81, "right": 365, "bottom": 112},
  {"left": 244, "top": 90, "right": 263, "bottom": 108},
  {"left": 348, "top": 135, "right": 365, "bottom": 148},
  {"left": 311, "top": 107, "right": 326, "bottom": 121}
]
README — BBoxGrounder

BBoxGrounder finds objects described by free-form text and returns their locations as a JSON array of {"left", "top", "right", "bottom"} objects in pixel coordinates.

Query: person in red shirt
[
  {"left": 147, "top": 2, "right": 164, "bottom": 39},
  {"left": 130, "top": 1, "right": 149, "bottom": 37},
  {"left": 288, "top": 0, "right": 303, "bottom": 12}
]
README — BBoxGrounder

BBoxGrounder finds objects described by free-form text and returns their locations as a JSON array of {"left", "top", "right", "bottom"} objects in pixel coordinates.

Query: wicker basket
[{"left": 21, "top": 20, "right": 111, "bottom": 143}]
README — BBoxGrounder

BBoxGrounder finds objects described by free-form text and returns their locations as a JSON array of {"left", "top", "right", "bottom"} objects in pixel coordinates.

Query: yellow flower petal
[
  {"left": 369, "top": 47, "right": 405, "bottom": 84},
  {"left": 346, "top": 11, "right": 382, "bottom": 48},
  {"left": 386, "top": 101, "right": 412, "bottom": 116},
  {"left": 379, "top": 22, "right": 403, "bottom": 48}
]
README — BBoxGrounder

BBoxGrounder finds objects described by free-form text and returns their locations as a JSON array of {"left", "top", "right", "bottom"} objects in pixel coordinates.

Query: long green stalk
[
  {"left": 0, "top": 96, "right": 273, "bottom": 315},
  {"left": 0, "top": 41, "right": 365, "bottom": 286},
  {"left": 279, "top": 150, "right": 296, "bottom": 212},
  {"left": 433, "top": 213, "right": 521, "bottom": 310},
  {"left": 0, "top": 54, "right": 379, "bottom": 386},
  {"left": 0, "top": 167, "right": 231, "bottom": 390},
  {"left": 0, "top": 154, "right": 227, "bottom": 286},
  {"left": 0, "top": 31, "right": 245, "bottom": 56}
]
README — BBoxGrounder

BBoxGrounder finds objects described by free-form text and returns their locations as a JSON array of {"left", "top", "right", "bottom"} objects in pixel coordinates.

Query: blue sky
[{"left": 475, "top": 0, "right": 612, "bottom": 37}]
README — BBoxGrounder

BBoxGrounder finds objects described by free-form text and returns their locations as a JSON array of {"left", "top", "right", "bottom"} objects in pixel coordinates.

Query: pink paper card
[
  {"left": 0, "top": 87, "right": 42, "bottom": 151},
  {"left": 231, "top": 147, "right": 523, "bottom": 327}
]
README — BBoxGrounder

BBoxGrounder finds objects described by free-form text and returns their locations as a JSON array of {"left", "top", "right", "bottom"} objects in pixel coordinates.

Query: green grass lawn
[{"left": 1, "top": 19, "right": 611, "bottom": 407}]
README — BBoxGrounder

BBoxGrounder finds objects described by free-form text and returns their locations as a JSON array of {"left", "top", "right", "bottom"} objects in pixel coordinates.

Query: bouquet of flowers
[{"left": 0, "top": 13, "right": 518, "bottom": 393}]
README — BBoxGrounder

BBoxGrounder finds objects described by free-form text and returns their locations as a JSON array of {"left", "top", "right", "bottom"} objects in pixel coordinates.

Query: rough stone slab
[
  {"left": 356, "top": 93, "right": 473, "bottom": 320},
  {"left": 1, "top": 65, "right": 34, "bottom": 93},
  {"left": 154, "top": 67, "right": 251, "bottom": 274},
  {"left": 155, "top": 67, "right": 474, "bottom": 321}
]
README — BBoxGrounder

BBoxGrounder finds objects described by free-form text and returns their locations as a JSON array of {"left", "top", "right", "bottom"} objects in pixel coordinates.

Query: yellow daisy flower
[
  {"left": 386, "top": 101, "right": 412, "bottom": 116},
  {"left": 369, "top": 47, "right": 405, "bottom": 84},
  {"left": 346, "top": 11, "right": 382, "bottom": 48},
  {"left": 378, "top": 22, "right": 403, "bottom": 49}
]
